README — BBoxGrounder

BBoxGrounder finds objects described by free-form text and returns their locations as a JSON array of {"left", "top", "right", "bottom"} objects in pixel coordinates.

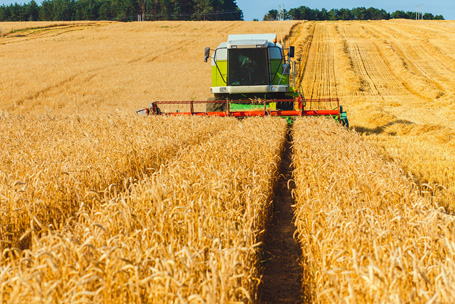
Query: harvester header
[{"left": 138, "top": 33, "right": 348, "bottom": 126}]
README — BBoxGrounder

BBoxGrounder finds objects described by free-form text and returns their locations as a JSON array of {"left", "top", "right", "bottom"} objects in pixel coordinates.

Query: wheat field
[
  {"left": 0, "top": 115, "right": 287, "bottom": 302},
  {"left": 289, "top": 20, "right": 455, "bottom": 211},
  {"left": 293, "top": 118, "right": 455, "bottom": 303},
  {"left": 1, "top": 20, "right": 455, "bottom": 302},
  {"left": 0, "top": 20, "right": 294, "bottom": 114}
]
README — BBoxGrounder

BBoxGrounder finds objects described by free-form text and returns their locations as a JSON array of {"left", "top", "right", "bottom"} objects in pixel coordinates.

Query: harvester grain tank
[{"left": 138, "top": 33, "right": 348, "bottom": 126}]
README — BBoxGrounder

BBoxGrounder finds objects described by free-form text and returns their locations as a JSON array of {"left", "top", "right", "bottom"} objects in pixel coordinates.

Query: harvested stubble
[
  {"left": 292, "top": 117, "right": 455, "bottom": 303},
  {"left": 0, "top": 21, "right": 102, "bottom": 36},
  {"left": 0, "top": 117, "right": 287, "bottom": 303},
  {"left": 0, "top": 115, "right": 231, "bottom": 251},
  {"left": 293, "top": 21, "right": 455, "bottom": 210},
  {"left": 366, "top": 126, "right": 455, "bottom": 212}
]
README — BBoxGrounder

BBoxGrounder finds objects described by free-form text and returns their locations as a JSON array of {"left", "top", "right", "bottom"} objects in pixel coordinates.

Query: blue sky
[
  {"left": 0, "top": 0, "right": 453, "bottom": 20},
  {"left": 236, "top": 0, "right": 454, "bottom": 20}
]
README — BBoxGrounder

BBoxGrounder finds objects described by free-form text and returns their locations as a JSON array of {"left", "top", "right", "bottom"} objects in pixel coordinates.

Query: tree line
[
  {"left": 0, "top": 0, "right": 243, "bottom": 22},
  {"left": 263, "top": 6, "right": 444, "bottom": 21}
]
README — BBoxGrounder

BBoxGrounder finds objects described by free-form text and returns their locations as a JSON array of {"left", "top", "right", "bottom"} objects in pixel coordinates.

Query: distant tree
[
  {"left": 13, "top": 3, "right": 26, "bottom": 21},
  {"left": 136, "top": 0, "right": 145, "bottom": 20},
  {"left": 173, "top": 0, "right": 191, "bottom": 20},
  {"left": 339, "top": 8, "right": 353, "bottom": 20},
  {"left": 158, "top": 0, "right": 173, "bottom": 20},
  {"left": 317, "top": 8, "right": 329, "bottom": 20},
  {"left": 287, "top": 8, "right": 299, "bottom": 20},
  {"left": 52, "top": 0, "right": 75, "bottom": 21},
  {"left": 194, "top": 0, "right": 213, "bottom": 20},
  {"left": 423, "top": 12, "right": 434, "bottom": 20},
  {"left": 405, "top": 11, "right": 415, "bottom": 19},
  {"left": 287, "top": 6, "right": 315, "bottom": 20},
  {"left": 381, "top": 9, "right": 390, "bottom": 20},
  {"left": 8, "top": 1, "right": 447, "bottom": 22},
  {"left": 222, "top": 0, "right": 243, "bottom": 20},
  {"left": 0, "top": 5, "right": 11, "bottom": 21},
  {"left": 26, "top": 0, "right": 40, "bottom": 20},
  {"left": 391, "top": 10, "right": 407, "bottom": 19},
  {"left": 365, "top": 7, "right": 389, "bottom": 20},
  {"left": 99, "top": 0, "right": 114, "bottom": 20},
  {"left": 263, "top": 9, "right": 278, "bottom": 21},
  {"left": 39, "top": 0, "right": 53, "bottom": 20}
]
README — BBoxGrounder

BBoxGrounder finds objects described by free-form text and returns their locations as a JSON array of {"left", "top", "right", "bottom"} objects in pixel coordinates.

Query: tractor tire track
[
  {"left": 0, "top": 23, "right": 106, "bottom": 45},
  {"left": 259, "top": 126, "right": 303, "bottom": 304},
  {"left": 127, "top": 41, "right": 187, "bottom": 64},
  {"left": 361, "top": 26, "right": 439, "bottom": 102},
  {"left": 382, "top": 20, "right": 455, "bottom": 62},
  {"left": 336, "top": 25, "right": 384, "bottom": 97},
  {"left": 365, "top": 23, "right": 455, "bottom": 94},
  {"left": 337, "top": 23, "right": 410, "bottom": 97},
  {"left": 362, "top": 24, "right": 449, "bottom": 98}
]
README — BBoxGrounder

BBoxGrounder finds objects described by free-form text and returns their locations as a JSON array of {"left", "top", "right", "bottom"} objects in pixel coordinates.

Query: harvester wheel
[
  {"left": 206, "top": 97, "right": 227, "bottom": 112},
  {"left": 341, "top": 118, "right": 349, "bottom": 128}
]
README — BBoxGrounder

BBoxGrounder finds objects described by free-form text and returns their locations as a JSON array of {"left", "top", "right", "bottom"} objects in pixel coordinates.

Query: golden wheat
[
  {"left": 0, "top": 116, "right": 287, "bottom": 303},
  {"left": 292, "top": 117, "right": 455, "bottom": 303},
  {"left": 0, "top": 114, "right": 233, "bottom": 251},
  {"left": 2, "top": 19, "right": 455, "bottom": 303},
  {"left": 293, "top": 21, "right": 455, "bottom": 211},
  {"left": 0, "top": 21, "right": 296, "bottom": 115},
  {"left": 0, "top": 21, "right": 103, "bottom": 35}
]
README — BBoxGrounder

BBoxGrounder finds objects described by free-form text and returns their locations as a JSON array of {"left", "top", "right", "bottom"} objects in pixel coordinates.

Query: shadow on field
[{"left": 353, "top": 119, "right": 414, "bottom": 135}]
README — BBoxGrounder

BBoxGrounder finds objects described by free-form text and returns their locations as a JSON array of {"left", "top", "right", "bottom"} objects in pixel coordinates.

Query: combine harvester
[{"left": 137, "top": 33, "right": 348, "bottom": 126}]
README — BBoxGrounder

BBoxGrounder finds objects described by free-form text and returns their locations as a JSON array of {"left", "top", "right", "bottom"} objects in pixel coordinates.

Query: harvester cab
[
  {"left": 206, "top": 34, "right": 295, "bottom": 110},
  {"left": 137, "top": 33, "right": 348, "bottom": 126}
]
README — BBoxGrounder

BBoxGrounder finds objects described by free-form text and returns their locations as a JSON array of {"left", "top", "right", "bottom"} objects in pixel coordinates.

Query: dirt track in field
[{"left": 259, "top": 127, "right": 303, "bottom": 304}]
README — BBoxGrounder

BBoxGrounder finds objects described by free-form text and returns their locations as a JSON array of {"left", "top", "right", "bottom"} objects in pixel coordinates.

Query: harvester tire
[{"left": 341, "top": 118, "right": 349, "bottom": 128}]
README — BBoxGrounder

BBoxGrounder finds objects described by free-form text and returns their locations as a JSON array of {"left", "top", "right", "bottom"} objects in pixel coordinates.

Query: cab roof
[{"left": 226, "top": 34, "right": 281, "bottom": 49}]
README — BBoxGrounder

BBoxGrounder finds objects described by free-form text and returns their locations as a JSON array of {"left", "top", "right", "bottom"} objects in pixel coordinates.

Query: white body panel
[{"left": 211, "top": 85, "right": 288, "bottom": 94}]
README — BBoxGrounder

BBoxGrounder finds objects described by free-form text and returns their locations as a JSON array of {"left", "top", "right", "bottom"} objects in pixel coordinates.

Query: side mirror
[
  {"left": 289, "top": 46, "right": 295, "bottom": 58},
  {"left": 204, "top": 47, "right": 210, "bottom": 62}
]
